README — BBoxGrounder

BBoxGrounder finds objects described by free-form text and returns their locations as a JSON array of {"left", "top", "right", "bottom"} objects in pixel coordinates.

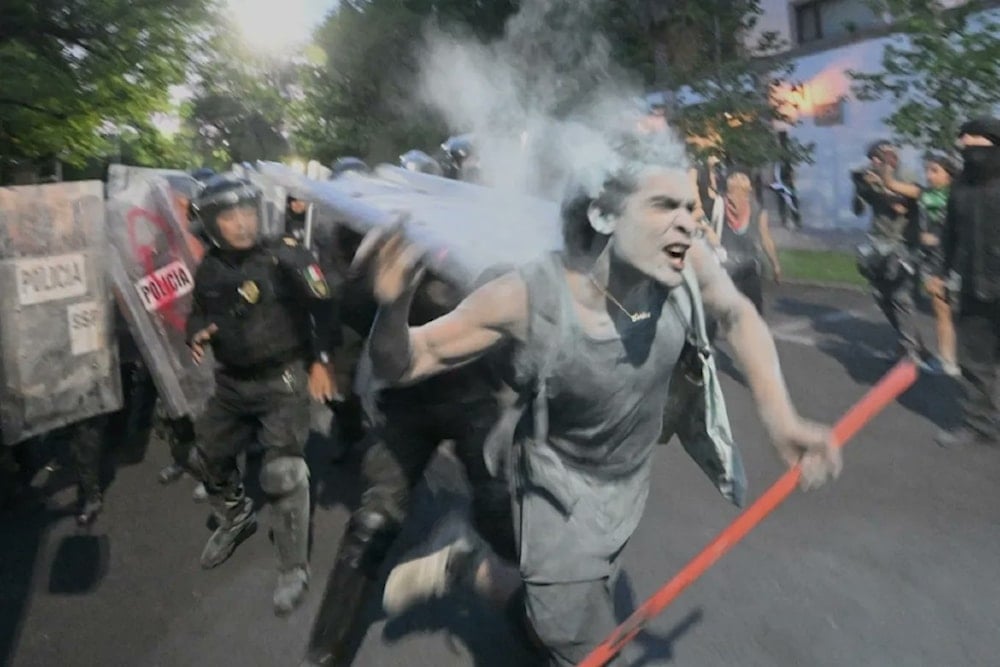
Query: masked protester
[
  {"left": 184, "top": 174, "right": 339, "bottom": 615},
  {"left": 935, "top": 118, "right": 1000, "bottom": 448},
  {"left": 357, "top": 162, "right": 840, "bottom": 666}
]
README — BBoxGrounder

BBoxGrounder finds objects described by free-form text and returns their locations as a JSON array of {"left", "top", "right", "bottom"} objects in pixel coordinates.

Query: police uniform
[{"left": 185, "top": 175, "right": 336, "bottom": 616}]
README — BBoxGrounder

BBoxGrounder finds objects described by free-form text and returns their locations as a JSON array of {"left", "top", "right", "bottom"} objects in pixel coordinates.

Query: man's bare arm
[
  {"left": 688, "top": 238, "right": 841, "bottom": 488},
  {"left": 688, "top": 239, "right": 796, "bottom": 434},
  {"left": 369, "top": 272, "right": 528, "bottom": 385}
]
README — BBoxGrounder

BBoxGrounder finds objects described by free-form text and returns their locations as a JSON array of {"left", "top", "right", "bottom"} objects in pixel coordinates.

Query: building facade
[{"left": 680, "top": 0, "right": 994, "bottom": 230}]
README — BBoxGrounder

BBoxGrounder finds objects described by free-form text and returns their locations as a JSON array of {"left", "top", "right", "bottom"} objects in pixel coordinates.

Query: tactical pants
[
  {"left": 305, "top": 394, "right": 514, "bottom": 663},
  {"left": 194, "top": 363, "right": 312, "bottom": 566},
  {"left": 361, "top": 396, "right": 515, "bottom": 560},
  {"left": 65, "top": 415, "right": 108, "bottom": 502},
  {"left": 956, "top": 295, "right": 1000, "bottom": 439}
]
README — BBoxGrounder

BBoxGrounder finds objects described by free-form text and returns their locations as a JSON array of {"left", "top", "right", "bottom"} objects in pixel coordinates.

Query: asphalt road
[{"left": 3, "top": 283, "right": 999, "bottom": 667}]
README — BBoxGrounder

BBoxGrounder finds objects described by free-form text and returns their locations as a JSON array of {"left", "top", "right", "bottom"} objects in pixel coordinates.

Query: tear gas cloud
[{"left": 416, "top": 0, "right": 689, "bottom": 201}]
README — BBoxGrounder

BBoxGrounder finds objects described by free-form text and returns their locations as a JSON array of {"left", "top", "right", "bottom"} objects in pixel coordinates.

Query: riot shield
[
  {"left": 106, "top": 164, "right": 190, "bottom": 198},
  {"left": 255, "top": 161, "right": 562, "bottom": 293},
  {"left": 0, "top": 182, "right": 123, "bottom": 445},
  {"left": 105, "top": 177, "right": 215, "bottom": 420},
  {"left": 306, "top": 160, "right": 332, "bottom": 181}
]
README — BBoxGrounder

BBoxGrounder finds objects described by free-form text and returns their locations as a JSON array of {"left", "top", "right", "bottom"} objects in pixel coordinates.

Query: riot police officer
[{"left": 185, "top": 174, "right": 338, "bottom": 616}]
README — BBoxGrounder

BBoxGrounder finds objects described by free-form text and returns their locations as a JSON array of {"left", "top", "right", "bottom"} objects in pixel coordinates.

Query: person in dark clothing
[
  {"left": 185, "top": 174, "right": 338, "bottom": 616},
  {"left": 47, "top": 307, "right": 155, "bottom": 525},
  {"left": 852, "top": 140, "right": 924, "bottom": 358},
  {"left": 301, "top": 225, "right": 516, "bottom": 666},
  {"left": 283, "top": 195, "right": 359, "bottom": 460},
  {"left": 713, "top": 171, "right": 782, "bottom": 314},
  {"left": 935, "top": 118, "right": 1000, "bottom": 448}
]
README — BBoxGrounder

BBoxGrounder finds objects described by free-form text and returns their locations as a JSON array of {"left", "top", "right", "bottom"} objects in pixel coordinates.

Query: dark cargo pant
[
  {"left": 362, "top": 396, "right": 515, "bottom": 560},
  {"left": 956, "top": 295, "right": 1000, "bottom": 439},
  {"left": 194, "top": 363, "right": 311, "bottom": 519}
]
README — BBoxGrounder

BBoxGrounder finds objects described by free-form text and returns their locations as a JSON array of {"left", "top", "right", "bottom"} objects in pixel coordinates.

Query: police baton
[{"left": 577, "top": 359, "right": 919, "bottom": 667}]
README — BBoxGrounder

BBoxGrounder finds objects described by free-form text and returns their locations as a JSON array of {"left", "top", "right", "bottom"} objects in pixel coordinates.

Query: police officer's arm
[
  {"left": 185, "top": 266, "right": 218, "bottom": 364},
  {"left": 186, "top": 265, "right": 208, "bottom": 343},
  {"left": 689, "top": 238, "right": 840, "bottom": 489}
]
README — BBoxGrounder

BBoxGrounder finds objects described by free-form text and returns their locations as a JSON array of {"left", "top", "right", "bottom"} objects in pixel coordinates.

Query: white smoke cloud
[{"left": 416, "top": 0, "right": 689, "bottom": 201}]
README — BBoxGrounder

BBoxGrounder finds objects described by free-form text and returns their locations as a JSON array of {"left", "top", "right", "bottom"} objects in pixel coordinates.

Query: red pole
[{"left": 578, "top": 359, "right": 919, "bottom": 667}]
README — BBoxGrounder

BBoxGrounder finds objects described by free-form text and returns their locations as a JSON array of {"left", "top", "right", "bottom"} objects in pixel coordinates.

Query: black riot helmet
[
  {"left": 189, "top": 173, "right": 264, "bottom": 250},
  {"left": 440, "top": 134, "right": 478, "bottom": 181},
  {"left": 164, "top": 174, "right": 200, "bottom": 201},
  {"left": 400, "top": 149, "right": 443, "bottom": 176},
  {"left": 190, "top": 167, "right": 217, "bottom": 183},
  {"left": 443, "top": 134, "right": 475, "bottom": 161},
  {"left": 330, "top": 157, "right": 370, "bottom": 177}
]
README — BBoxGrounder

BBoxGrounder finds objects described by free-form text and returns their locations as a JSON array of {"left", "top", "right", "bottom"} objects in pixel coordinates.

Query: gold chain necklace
[{"left": 587, "top": 274, "right": 652, "bottom": 323}]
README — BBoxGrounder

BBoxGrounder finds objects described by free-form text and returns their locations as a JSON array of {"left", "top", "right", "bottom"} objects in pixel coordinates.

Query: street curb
[{"left": 781, "top": 278, "right": 868, "bottom": 293}]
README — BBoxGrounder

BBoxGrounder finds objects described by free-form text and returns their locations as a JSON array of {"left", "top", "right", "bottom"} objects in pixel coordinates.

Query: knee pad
[
  {"left": 260, "top": 456, "right": 309, "bottom": 496},
  {"left": 340, "top": 507, "right": 401, "bottom": 576}
]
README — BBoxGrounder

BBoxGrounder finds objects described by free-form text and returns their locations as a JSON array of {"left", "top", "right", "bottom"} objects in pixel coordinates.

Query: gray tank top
[{"left": 510, "top": 253, "right": 690, "bottom": 582}]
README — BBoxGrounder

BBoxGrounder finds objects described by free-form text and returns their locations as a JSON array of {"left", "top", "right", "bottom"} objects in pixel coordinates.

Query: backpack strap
[{"left": 662, "top": 264, "right": 748, "bottom": 507}]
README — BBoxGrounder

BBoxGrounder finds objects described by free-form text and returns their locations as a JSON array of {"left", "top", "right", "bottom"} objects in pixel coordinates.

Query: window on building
[
  {"left": 796, "top": 2, "right": 823, "bottom": 43},
  {"left": 793, "top": 0, "right": 881, "bottom": 45}
]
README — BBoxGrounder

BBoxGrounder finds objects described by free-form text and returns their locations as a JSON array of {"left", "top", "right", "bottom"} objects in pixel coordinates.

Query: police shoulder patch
[{"left": 304, "top": 263, "right": 329, "bottom": 298}]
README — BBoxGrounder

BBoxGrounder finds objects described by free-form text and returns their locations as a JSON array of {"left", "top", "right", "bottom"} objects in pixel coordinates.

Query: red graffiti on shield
[{"left": 126, "top": 207, "right": 187, "bottom": 332}]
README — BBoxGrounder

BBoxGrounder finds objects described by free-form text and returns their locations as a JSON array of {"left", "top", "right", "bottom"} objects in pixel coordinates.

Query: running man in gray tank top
[{"left": 353, "top": 165, "right": 842, "bottom": 665}]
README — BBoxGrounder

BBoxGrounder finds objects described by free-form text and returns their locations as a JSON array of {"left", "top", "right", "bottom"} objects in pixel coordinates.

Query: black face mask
[{"left": 960, "top": 145, "right": 1000, "bottom": 181}]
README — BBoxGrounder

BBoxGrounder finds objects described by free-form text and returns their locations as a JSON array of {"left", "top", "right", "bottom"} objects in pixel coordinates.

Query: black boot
[
  {"left": 201, "top": 494, "right": 257, "bottom": 569},
  {"left": 301, "top": 555, "right": 375, "bottom": 666}
]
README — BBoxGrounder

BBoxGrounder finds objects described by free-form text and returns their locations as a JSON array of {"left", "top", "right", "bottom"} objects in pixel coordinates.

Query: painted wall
[
  {"left": 755, "top": 0, "right": 794, "bottom": 46},
  {"left": 780, "top": 35, "right": 909, "bottom": 229},
  {"left": 778, "top": 4, "right": 997, "bottom": 229}
]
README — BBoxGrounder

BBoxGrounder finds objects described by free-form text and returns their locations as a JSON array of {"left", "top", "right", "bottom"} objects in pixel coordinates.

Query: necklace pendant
[{"left": 630, "top": 311, "right": 651, "bottom": 323}]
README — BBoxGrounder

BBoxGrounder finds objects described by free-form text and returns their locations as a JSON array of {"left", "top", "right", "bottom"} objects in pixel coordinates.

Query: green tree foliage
[
  {"left": 293, "top": 0, "right": 519, "bottom": 164},
  {"left": 849, "top": 0, "right": 1000, "bottom": 151},
  {"left": 664, "top": 0, "right": 814, "bottom": 170},
  {"left": 184, "top": 20, "right": 301, "bottom": 166},
  {"left": 0, "top": 0, "right": 212, "bottom": 169}
]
